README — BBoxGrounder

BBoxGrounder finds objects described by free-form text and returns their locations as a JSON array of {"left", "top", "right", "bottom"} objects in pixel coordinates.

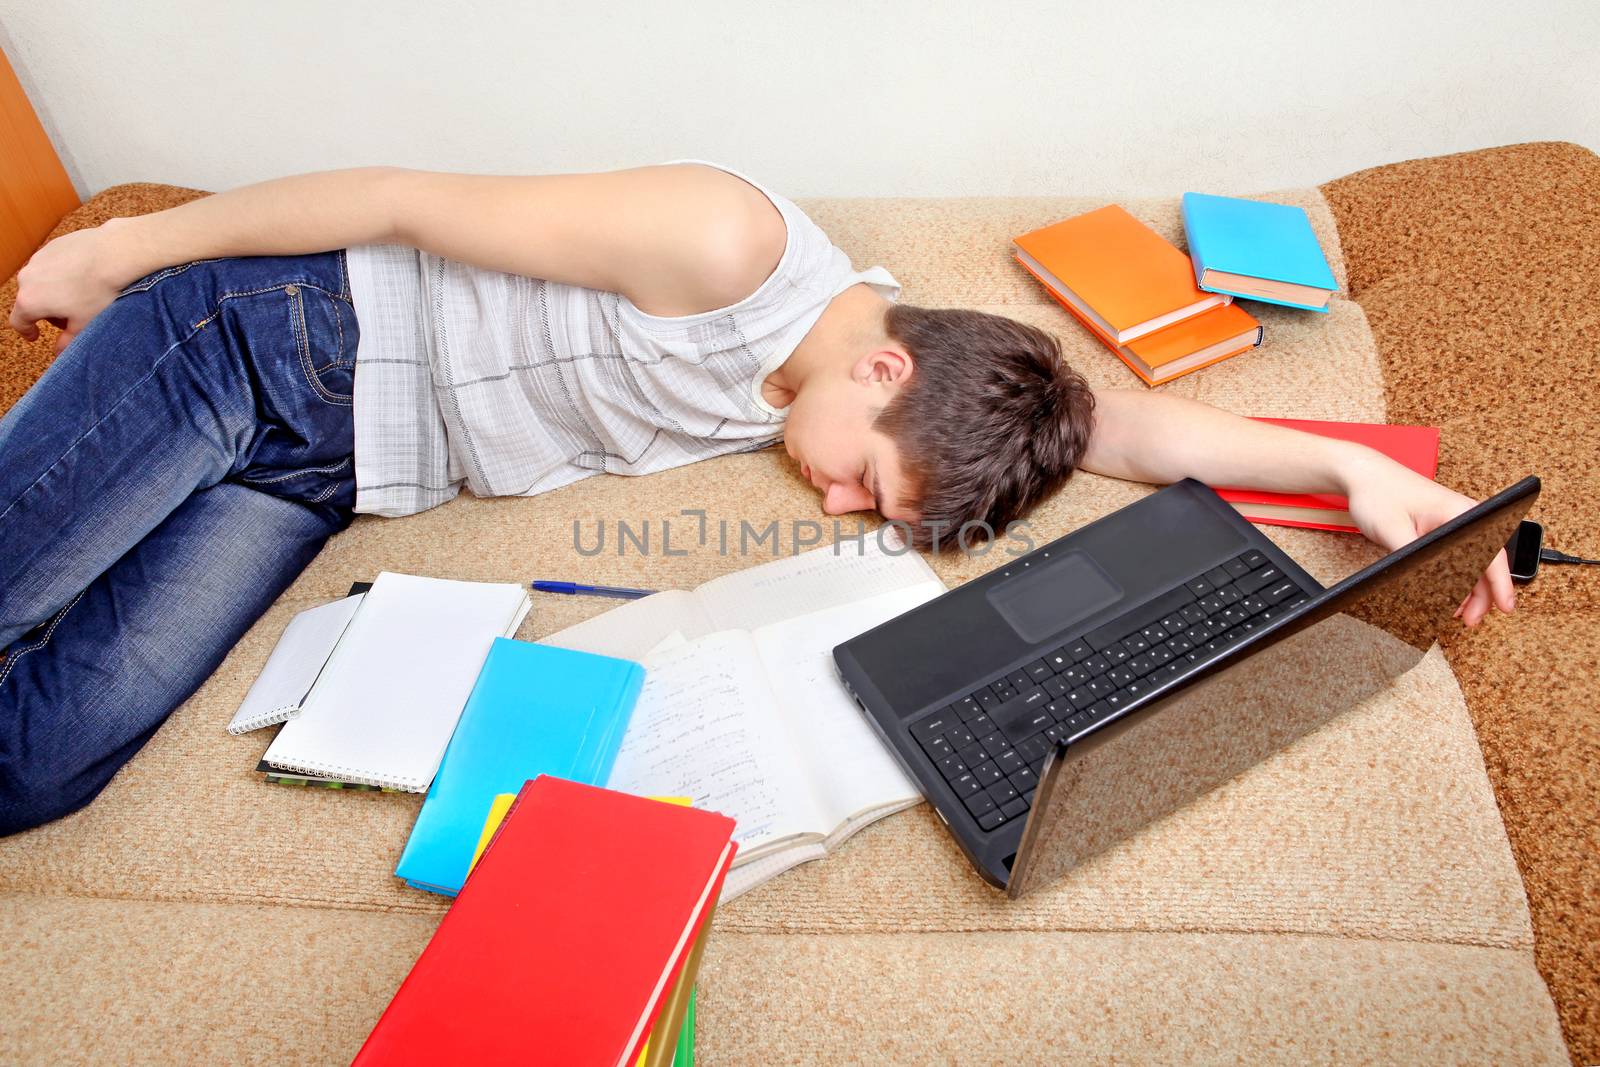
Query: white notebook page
[
  {"left": 604, "top": 630, "right": 822, "bottom": 857},
  {"left": 541, "top": 590, "right": 711, "bottom": 663},
  {"left": 720, "top": 843, "right": 828, "bottom": 902},
  {"left": 541, "top": 535, "right": 936, "bottom": 661},
  {"left": 262, "top": 573, "right": 530, "bottom": 791},
  {"left": 697, "top": 532, "right": 938, "bottom": 633},
  {"left": 753, "top": 582, "right": 941, "bottom": 829}
]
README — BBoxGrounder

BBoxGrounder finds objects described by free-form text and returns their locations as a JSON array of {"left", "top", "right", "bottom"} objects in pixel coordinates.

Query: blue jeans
[{"left": 0, "top": 251, "right": 359, "bottom": 834}]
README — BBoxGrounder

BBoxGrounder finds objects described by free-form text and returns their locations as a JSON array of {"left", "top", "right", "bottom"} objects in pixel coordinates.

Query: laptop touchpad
[{"left": 987, "top": 551, "right": 1123, "bottom": 644}]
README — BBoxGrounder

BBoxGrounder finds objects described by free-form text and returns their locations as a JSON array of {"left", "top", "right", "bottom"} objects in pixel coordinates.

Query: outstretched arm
[
  {"left": 8, "top": 163, "right": 782, "bottom": 351},
  {"left": 1080, "top": 387, "right": 1515, "bottom": 627}
]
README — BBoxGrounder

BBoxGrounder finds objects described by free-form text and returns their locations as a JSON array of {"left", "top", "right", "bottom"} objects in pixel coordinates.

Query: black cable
[{"left": 1539, "top": 548, "right": 1600, "bottom": 566}]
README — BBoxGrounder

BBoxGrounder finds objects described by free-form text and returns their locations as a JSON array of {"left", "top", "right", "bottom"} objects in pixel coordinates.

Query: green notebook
[{"left": 676, "top": 989, "right": 695, "bottom": 1067}]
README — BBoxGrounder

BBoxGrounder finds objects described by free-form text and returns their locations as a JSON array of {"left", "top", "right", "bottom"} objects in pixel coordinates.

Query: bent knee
[{"left": 0, "top": 758, "right": 98, "bottom": 836}]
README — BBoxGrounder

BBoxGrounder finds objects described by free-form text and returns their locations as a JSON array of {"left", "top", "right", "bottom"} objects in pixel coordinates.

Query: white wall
[{"left": 2, "top": 0, "right": 1596, "bottom": 200}]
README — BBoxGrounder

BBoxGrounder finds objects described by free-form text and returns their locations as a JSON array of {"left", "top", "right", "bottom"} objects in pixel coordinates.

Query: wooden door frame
[{"left": 0, "top": 44, "right": 79, "bottom": 277}]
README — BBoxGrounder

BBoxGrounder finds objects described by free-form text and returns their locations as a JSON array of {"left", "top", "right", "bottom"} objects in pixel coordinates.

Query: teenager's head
[{"left": 781, "top": 302, "right": 1096, "bottom": 549}]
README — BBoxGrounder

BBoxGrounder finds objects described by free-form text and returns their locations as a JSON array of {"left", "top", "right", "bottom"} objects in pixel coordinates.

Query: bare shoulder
[{"left": 634, "top": 162, "right": 788, "bottom": 314}]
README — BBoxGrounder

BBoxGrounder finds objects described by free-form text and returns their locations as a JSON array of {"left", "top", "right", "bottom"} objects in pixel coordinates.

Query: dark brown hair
[{"left": 874, "top": 304, "right": 1096, "bottom": 550}]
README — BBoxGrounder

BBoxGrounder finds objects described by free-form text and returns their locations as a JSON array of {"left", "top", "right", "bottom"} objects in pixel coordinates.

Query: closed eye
[{"left": 866, "top": 461, "right": 885, "bottom": 516}]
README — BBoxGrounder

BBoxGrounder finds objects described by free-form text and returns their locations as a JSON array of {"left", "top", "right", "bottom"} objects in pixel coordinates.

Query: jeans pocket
[
  {"left": 232, "top": 274, "right": 357, "bottom": 510},
  {"left": 286, "top": 283, "right": 356, "bottom": 406}
]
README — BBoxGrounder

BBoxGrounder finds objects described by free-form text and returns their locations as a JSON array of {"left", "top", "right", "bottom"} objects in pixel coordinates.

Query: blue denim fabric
[{"left": 0, "top": 251, "right": 358, "bottom": 834}]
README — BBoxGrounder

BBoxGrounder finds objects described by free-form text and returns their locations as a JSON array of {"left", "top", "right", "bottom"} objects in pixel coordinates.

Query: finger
[
  {"left": 52, "top": 329, "right": 76, "bottom": 356},
  {"left": 1485, "top": 548, "right": 1516, "bottom": 613},
  {"left": 1463, "top": 576, "right": 1493, "bottom": 627},
  {"left": 7, "top": 301, "right": 38, "bottom": 340}
]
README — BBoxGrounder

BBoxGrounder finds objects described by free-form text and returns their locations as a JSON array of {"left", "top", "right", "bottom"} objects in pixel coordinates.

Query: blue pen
[{"left": 530, "top": 580, "right": 658, "bottom": 600}]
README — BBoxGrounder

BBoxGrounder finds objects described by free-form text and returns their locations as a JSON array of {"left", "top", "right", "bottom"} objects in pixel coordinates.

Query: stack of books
[
  {"left": 354, "top": 776, "right": 734, "bottom": 1066},
  {"left": 1014, "top": 193, "right": 1338, "bottom": 386}
]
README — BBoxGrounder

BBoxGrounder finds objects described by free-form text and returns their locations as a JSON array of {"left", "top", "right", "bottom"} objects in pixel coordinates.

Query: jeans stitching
[
  {"left": 4, "top": 267, "right": 351, "bottom": 526},
  {"left": 122, "top": 255, "right": 346, "bottom": 303},
  {"left": 0, "top": 590, "right": 86, "bottom": 690},
  {"left": 190, "top": 282, "right": 348, "bottom": 332},
  {"left": 118, "top": 258, "right": 223, "bottom": 297},
  {"left": 337, "top": 248, "right": 352, "bottom": 301},
  {"left": 333, "top": 296, "right": 346, "bottom": 365},
  {"left": 223, "top": 281, "right": 343, "bottom": 302},
  {"left": 287, "top": 287, "right": 353, "bottom": 407},
  {"left": 0, "top": 321, "right": 219, "bottom": 528},
  {"left": 313, "top": 299, "right": 353, "bottom": 373},
  {"left": 238, "top": 455, "right": 352, "bottom": 486}
]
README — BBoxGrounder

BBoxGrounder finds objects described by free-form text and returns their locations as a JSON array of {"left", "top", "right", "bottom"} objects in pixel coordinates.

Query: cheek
[
  {"left": 782, "top": 399, "right": 829, "bottom": 454},
  {"left": 784, "top": 391, "right": 859, "bottom": 468},
  {"left": 781, "top": 415, "right": 810, "bottom": 457}
]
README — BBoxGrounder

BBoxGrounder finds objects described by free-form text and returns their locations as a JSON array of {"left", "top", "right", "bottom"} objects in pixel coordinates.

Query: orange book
[
  {"left": 1212, "top": 418, "right": 1440, "bottom": 533},
  {"left": 1024, "top": 269, "right": 1262, "bottom": 386},
  {"left": 1013, "top": 204, "right": 1229, "bottom": 344}
]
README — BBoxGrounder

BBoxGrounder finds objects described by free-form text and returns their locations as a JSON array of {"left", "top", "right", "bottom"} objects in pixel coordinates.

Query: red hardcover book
[
  {"left": 1212, "top": 417, "right": 1440, "bottom": 533},
  {"left": 353, "top": 776, "right": 737, "bottom": 1067}
]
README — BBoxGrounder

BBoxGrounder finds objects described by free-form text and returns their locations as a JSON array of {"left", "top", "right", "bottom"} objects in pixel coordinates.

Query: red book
[
  {"left": 1212, "top": 418, "right": 1440, "bottom": 533},
  {"left": 353, "top": 777, "right": 737, "bottom": 1067}
]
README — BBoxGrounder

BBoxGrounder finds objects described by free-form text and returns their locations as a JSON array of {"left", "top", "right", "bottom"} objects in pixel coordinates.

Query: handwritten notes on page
[{"left": 605, "top": 631, "right": 821, "bottom": 859}]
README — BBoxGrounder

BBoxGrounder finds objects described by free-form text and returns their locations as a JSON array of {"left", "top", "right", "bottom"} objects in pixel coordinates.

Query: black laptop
[{"left": 833, "top": 476, "right": 1538, "bottom": 897}]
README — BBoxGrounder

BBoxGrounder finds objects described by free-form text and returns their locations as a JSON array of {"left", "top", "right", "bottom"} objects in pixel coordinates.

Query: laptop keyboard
[{"left": 908, "top": 549, "right": 1311, "bottom": 833}]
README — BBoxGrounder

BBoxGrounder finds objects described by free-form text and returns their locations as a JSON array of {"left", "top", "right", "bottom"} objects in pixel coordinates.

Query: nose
[
  {"left": 821, "top": 481, "right": 867, "bottom": 515},
  {"left": 820, "top": 481, "right": 844, "bottom": 514}
]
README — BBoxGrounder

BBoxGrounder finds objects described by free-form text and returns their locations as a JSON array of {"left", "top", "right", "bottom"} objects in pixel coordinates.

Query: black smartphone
[{"left": 1507, "top": 519, "right": 1543, "bottom": 583}]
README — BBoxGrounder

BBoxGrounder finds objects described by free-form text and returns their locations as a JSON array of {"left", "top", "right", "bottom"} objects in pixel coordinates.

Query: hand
[
  {"left": 8, "top": 217, "right": 143, "bottom": 355},
  {"left": 1340, "top": 450, "right": 1515, "bottom": 627}
]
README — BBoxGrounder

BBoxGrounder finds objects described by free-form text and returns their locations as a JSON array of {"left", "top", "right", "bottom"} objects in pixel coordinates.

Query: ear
[{"left": 853, "top": 343, "right": 914, "bottom": 388}]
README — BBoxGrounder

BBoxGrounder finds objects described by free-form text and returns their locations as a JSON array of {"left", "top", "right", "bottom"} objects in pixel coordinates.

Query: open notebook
[{"left": 544, "top": 534, "right": 944, "bottom": 899}]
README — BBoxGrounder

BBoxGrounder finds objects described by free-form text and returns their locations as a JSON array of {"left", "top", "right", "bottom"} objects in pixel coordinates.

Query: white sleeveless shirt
[{"left": 345, "top": 160, "right": 901, "bottom": 516}]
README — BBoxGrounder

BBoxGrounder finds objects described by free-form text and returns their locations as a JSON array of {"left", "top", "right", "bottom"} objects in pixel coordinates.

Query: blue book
[
  {"left": 1181, "top": 192, "right": 1339, "bottom": 313},
  {"left": 395, "top": 637, "right": 644, "bottom": 896}
]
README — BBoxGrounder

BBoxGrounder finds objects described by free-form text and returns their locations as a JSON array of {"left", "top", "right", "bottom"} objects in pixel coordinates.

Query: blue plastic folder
[
  {"left": 396, "top": 637, "right": 645, "bottom": 896},
  {"left": 1181, "top": 192, "right": 1338, "bottom": 312}
]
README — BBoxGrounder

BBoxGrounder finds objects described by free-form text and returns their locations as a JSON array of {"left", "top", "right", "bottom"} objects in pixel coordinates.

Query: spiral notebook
[
  {"left": 261, "top": 572, "right": 531, "bottom": 791},
  {"left": 227, "top": 592, "right": 365, "bottom": 735}
]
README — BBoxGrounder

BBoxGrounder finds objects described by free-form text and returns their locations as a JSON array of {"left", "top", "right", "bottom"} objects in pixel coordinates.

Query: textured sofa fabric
[
  {"left": 1324, "top": 141, "right": 1600, "bottom": 1065},
  {"left": 0, "top": 164, "right": 1577, "bottom": 1063}
]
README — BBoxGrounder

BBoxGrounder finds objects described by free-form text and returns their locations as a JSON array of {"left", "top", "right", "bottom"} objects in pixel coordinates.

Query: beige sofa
[{"left": 0, "top": 182, "right": 1571, "bottom": 1063}]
